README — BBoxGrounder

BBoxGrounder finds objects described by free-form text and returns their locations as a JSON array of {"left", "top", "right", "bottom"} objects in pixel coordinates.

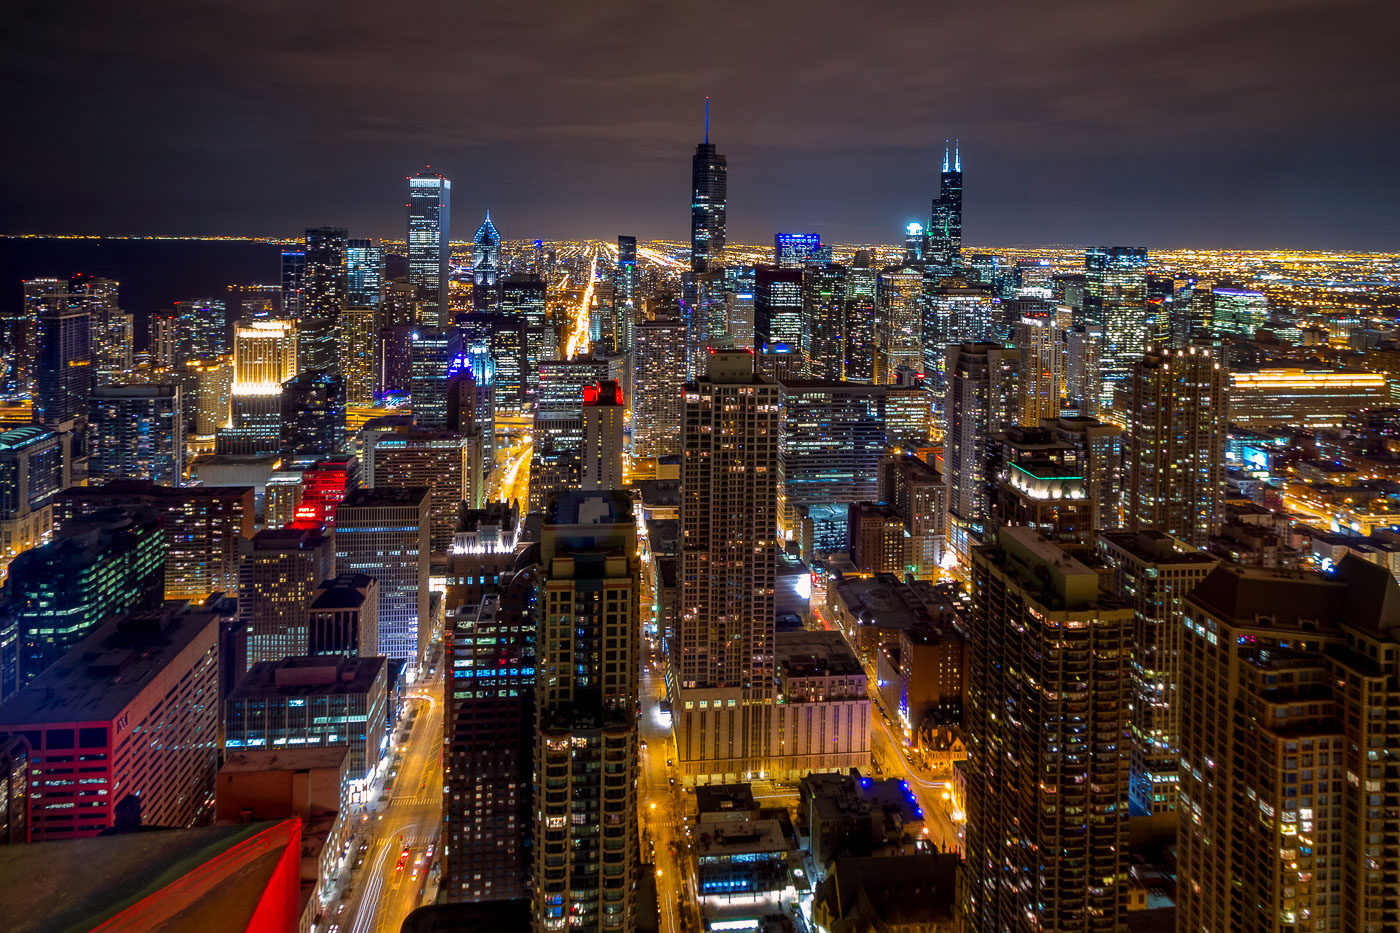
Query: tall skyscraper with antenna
[
  {"left": 928, "top": 140, "right": 963, "bottom": 268},
  {"left": 690, "top": 98, "right": 727, "bottom": 274}
]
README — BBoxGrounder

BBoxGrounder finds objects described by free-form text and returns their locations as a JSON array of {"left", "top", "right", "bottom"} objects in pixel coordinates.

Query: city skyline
[{"left": 3, "top": 1, "right": 1399, "bottom": 249}]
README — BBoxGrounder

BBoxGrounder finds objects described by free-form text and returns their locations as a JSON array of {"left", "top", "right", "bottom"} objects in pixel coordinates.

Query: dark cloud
[{"left": 2, "top": 0, "right": 1398, "bottom": 247}]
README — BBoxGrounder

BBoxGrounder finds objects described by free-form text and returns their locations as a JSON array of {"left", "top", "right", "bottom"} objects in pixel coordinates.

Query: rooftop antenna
[
  {"left": 943, "top": 140, "right": 950, "bottom": 173},
  {"left": 705, "top": 97, "right": 710, "bottom": 144},
  {"left": 955, "top": 139, "right": 961, "bottom": 172}
]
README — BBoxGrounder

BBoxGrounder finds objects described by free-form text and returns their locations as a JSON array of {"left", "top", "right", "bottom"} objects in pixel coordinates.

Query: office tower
[
  {"left": 903, "top": 221, "right": 926, "bottom": 263},
  {"left": 844, "top": 254, "right": 877, "bottom": 384},
  {"left": 581, "top": 380, "right": 625, "bottom": 491},
  {"left": 1063, "top": 323, "right": 1103, "bottom": 417},
  {"left": 527, "top": 355, "right": 614, "bottom": 509},
  {"left": 927, "top": 140, "right": 963, "bottom": 267},
  {"left": 409, "top": 329, "right": 462, "bottom": 429},
  {"left": 3, "top": 278, "right": 63, "bottom": 400},
  {"left": 774, "top": 233, "right": 830, "bottom": 268},
  {"left": 676, "top": 351, "right": 779, "bottom": 781},
  {"left": 82, "top": 278, "right": 132, "bottom": 386},
  {"left": 237, "top": 525, "right": 336, "bottom": 670},
  {"left": 1144, "top": 274, "right": 1175, "bottom": 345},
  {"left": 0, "top": 601, "right": 222, "bottom": 841},
  {"left": 963, "top": 526, "right": 1131, "bottom": 933},
  {"left": 296, "top": 456, "right": 359, "bottom": 528},
  {"left": 534, "top": 490, "right": 640, "bottom": 932},
  {"left": 471, "top": 213, "right": 503, "bottom": 311},
  {"left": 684, "top": 269, "right": 729, "bottom": 379},
  {"left": 86, "top": 385, "right": 183, "bottom": 486},
  {"left": 613, "top": 236, "right": 639, "bottom": 353},
  {"left": 226, "top": 655, "right": 388, "bottom": 784},
  {"left": 184, "top": 358, "right": 233, "bottom": 441},
  {"left": 803, "top": 262, "right": 846, "bottom": 381},
  {"left": 444, "top": 588, "right": 536, "bottom": 902},
  {"left": 1096, "top": 530, "right": 1216, "bottom": 817},
  {"left": 33, "top": 292, "right": 93, "bottom": 427},
  {"left": 943, "top": 343, "right": 1017, "bottom": 559},
  {"left": 340, "top": 305, "right": 377, "bottom": 405},
  {"left": 0, "top": 425, "right": 67, "bottom": 584},
  {"left": 876, "top": 264, "right": 924, "bottom": 383},
  {"left": 1178, "top": 557, "right": 1400, "bottom": 933},
  {"left": 299, "top": 226, "right": 347, "bottom": 375},
  {"left": 381, "top": 277, "right": 419, "bottom": 330},
  {"left": 1124, "top": 346, "right": 1226, "bottom": 548},
  {"left": 334, "top": 487, "right": 430, "bottom": 666},
  {"left": 0, "top": 734, "right": 28, "bottom": 844},
  {"left": 923, "top": 285, "right": 1000, "bottom": 371},
  {"left": 172, "top": 297, "right": 228, "bottom": 361},
  {"left": 885, "top": 370, "right": 936, "bottom": 448},
  {"left": 345, "top": 237, "right": 382, "bottom": 308},
  {"left": 55, "top": 481, "right": 255, "bottom": 602},
  {"left": 307, "top": 572, "right": 379, "bottom": 657},
  {"left": 498, "top": 275, "right": 551, "bottom": 402},
  {"left": 278, "top": 370, "right": 345, "bottom": 462},
  {"left": 365, "top": 427, "right": 480, "bottom": 551},
  {"left": 408, "top": 171, "right": 452, "bottom": 326},
  {"left": 1084, "top": 247, "right": 1148, "bottom": 406},
  {"left": 280, "top": 248, "right": 306, "bottom": 319},
  {"left": 1042, "top": 415, "right": 1124, "bottom": 531},
  {"left": 375, "top": 323, "right": 415, "bottom": 398},
  {"left": 1016, "top": 313, "right": 1063, "bottom": 424},
  {"left": 879, "top": 452, "right": 946, "bottom": 575},
  {"left": 754, "top": 265, "right": 805, "bottom": 369},
  {"left": 690, "top": 102, "right": 727, "bottom": 273},
  {"left": 147, "top": 310, "right": 179, "bottom": 370},
  {"left": 1210, "top": 284, "right": 1268, "bottom": 337},
  {"left": 219, "top": 319, "right": 297, "bottom": 455},
  {"left": 780, "top": 380, "right": 887, "bottom": 512},
  {"left": 847, "top": 501, "right": 908, "bottom": 574},
  {"left": 631, "top": 316, "right": 686, "bottom": 461},
  {"left": 6, "top": 508, "right": 165, "bottom": 688}
]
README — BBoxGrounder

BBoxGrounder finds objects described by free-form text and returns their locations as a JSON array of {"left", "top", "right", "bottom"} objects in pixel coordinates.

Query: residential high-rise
[
  {"left": 963, "top": 526, "right": 1132, "bottom": 933},
  {"left": 184, "top": 358, "right": 233, "bottom": 441},
  {"left": 4, "top": 278, "right": 64, "bottom": 401},
  {"left": 172, "top": 298, "right": 228, "bottom": 361},
  {"left": 279, "top": 370, "right": 345, "bottom": 462},
  {"left": 237, "top": 524, "right": 336, "bottom": 670},
  {"left": 876, "top": 263, "right": 925, "bottom": 383},
  {"left": 472, "top": 214, "right": 502, "bottom": 298},
  {"left": 1124, "top": 346, "right": 1226, "bottom": 548},
  {"left": 5, "top": 507, "right": 165, "bottom": 689},
  {"left": 534, "top": 490, "right": 639, "bottom": 931},
  {"left": 1042, "top": 415, "right": 1124, "bottom": 530},
  {"left": 1096, "top": 530, "right": 1217, "bottom": 816},
  {"left": 0, "top": 425, "right": 67, "bottom": 583},
  {"left": 54, "top": 481, "right": 254, "bottom": 602},
  {"left": 1177, "top": 557, "right": 1400, "bottom": 933},
  {"left": 613, "top": 236, "right": 639, "bottom": 353},
  {"left": 1016, "top": 313, "right": 1063, "bottom": 424},
  {"left": 497, "top": 276, "right": 551, "bottom": 402},
  {"left": 408, "top": 171, "right": 451, "bottom": 326},
  {"left": 1085, "top": 247, "right": 1148, "bottom": 407},
  {"left": 83, "top": 278, "right": 132, "bottom": 386},
  {"left": 299, "top": 226, "right": 347, "bottom": 375},
  {"left": 443, "top": 588, "right": 537, "bottom": 902},
  {"left": 87, "top": 385, "right": 184, "bottom": 485},
  {"left": 34, "top": 292, "right": 93, "bottom": 427},
  {"left": 334, "top": 487, "right": 430, "bottom": 667},
  {"left": 690, "top": 102, "right": 727, "bottom": 274},
  {"left": 0, "top": 600, "right": 224, "bottom": 841},
  {"left": 1064, "top": 323, "right": 1103, "bottom": 417},
  {"left": 927, "top": 140, "right": 963, "bottom": 267},
  {"left": 631, "top": 315, "right": 685, "bottom": 461},
  {"left": 844, "top": 253, "right": 877, "bottom": 384},
  {"left": 803, "top": 262, "right": 846, "bottom": 380},
  {"left": 280, "top": 249, "right": 306, "bottom": 319},
  {"left": 581, "top": 380, "right": 625, "bottom": 491},
  {"left": 943, "top": 343, "right": 1018, "bottom": 562},
  {"left": 685, "top": 269, "right": 728, "bottom": 379},
  {"left": 365, "top": 426, "right": 480, "bottom": 551},
  {"left": 676, "top": 351, "right": 780, "bottom": 781}
]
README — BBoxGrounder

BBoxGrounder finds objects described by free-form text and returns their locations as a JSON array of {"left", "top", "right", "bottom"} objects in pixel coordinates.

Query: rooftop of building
[
  {"left": 58, "top": 479, "right": 254, "bottom": 500},
  {"left": 693, "top": 817, "right": 791, "bottom": 856},
  {"left": 229, "top": 655, "right": 387, "bottom": 700},
  {"left": 776, "top": 630, "right": 863, "bottom": 679},
  {"left": 1098, "top": 530, "right": 1219, "bottom": 566},
  {"left": 338, "top": 486, "right": 430, "bottom": 509},
  {"left": 0, "top": 424, "right": 56, "bottom": 450},
  {"left": 308, "top": 572, "right": 376, "bottom": 610},
  {"left": 0, "top": 602, "right": 222, "bottom": 726},
  {"left": 546, "top": 489, "right": 633, "bottom": 526},
  {"left": 978, "top": 526, "right": 1123, "bottom": 612},
  {"left": 813, "top": 853, "right": 958, "bottom": 929},
  {"left": 219, "top": 746, "right": 351, "bottom": 774},
  {"left": 695, "top": 783, "right": 756, "bottom": 818},
  {"left": 0, "top": 820, "right": 298, "bottom": 933},
  {"left": 402, "top": 901, "right": 533, "bottom": 933},
  {"left": 248, "top": 524, "right": 332, "bottom": 551}
]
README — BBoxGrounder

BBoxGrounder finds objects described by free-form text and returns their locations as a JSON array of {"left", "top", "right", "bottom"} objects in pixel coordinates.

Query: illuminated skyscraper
[
  {"left": 690, "top": 100, "right": 727, "bottom": 274},
  {"left": 0, "top": 425, "right": 67, "bottom": 587},
  {"left": 82, "top": 278, "right": 131, "bottom": 387},
  {"left": 173, "top": 297, "right": 228, "bottom": 361},
  {"left": 280, "top": 249, "right": 306, "bottom": 319},
  {"left": 88, "top": 386, "right": 184, "bottom": 486},
  {"left": 844, "top": 252, "right": 877, "bottom": 384},
  {"left": 754, "top": 265, "right": 804, "bottom": 368},
  {"left": 631, "top": 315, "right": 685, "bottom": 461},
  {"left": 1, "top": 279, "right": 61, "bottom": 400},
  {"left": 342, "top": 239, "right": 382, "bottom": 405},
  {"left": 903, "top": 222, "right": 925, "bottom": 264},
  {"left": 218, "top": 319, "right": 296, "bottom": 455},
  {"left": 335, "top": 487, "right": 430, "bottom": 666},
  {"left": 943, "top": 343, "right": 1017, "bottom": 560},
  {"left": 676, "top": 351, "right": 780, "bottom": 782},
  {"left": 1211, "top": 284, "right": 1269, "bottom": 337},
  {"left": 237, "top": 524, "right": 336, "bottom": 670},
  {"left": 1085, "top": 246, "right": 1148, "bottom": 407},
  {"left": 279, "top": 370, "right": 345, "bottom": 462},
  {"left": 472, "top": 213, "right": 502, "bottom": 310},
  {"left": 498, "top": 274, "right": 550, "bottom": 403},
  {"left": 963, "top": 526, "right": 1131, "bottom": 933},
  {"left": 1123, "top": 346, "right": 1226, "bottom": 549},
  {"left": 876, "top": 263, "right": 925, "bottom": 383},
  {"left": 34, "top": 290, "right": 93, "bottom": 427},
  {"left": 927, "top": 140, "right": 963, "bottom": 267},
  {"left": 408, "top": 171, "right": 451, "bottom": 326},
  {"left": 1015, "top": 313, "right": 1063, "bottom": 424},
  {"left": 581, "top": 380, "right": 625, "bottom": 491},
  {"left": 774, "top": 233, "right": 830, "bottom": 268},
  {"left": 300, "top": 226, "right": 347, "bottom": 375},
  {"left": 409, "top": 329, "right": 463, "bottom": 429},
  {"left": 803, "top": 262, "right": 846, "bottom": 381},
  {"left": 534, "top": 490, "right": 639, "bottom": 932},
  {"left": 613, "top": 236, "right": 638, "bottom": 354},
  {"left": 1064, "top": 323, "right": 1103, "bottom": 417}
]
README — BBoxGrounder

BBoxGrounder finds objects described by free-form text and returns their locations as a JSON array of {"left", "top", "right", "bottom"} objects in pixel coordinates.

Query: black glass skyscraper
[
  {"left": 928, "top": 140, "right": 963, "bottom": 267},
  {"left": 690, "top": 100, "right": 727, "bottom": 274},
  {"left": 279, "top": 370, "right": 346, "bottom": 462},
  {"left": 301, "top": 226, "right": 348, "bottom": 376},
  {"left": 34, "top": 292, "right": 93, "bottom": 427}
]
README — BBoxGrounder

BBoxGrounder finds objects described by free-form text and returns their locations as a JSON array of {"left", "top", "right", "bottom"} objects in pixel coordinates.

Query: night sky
[{"left": 4, "top": 0, "right": 1399, "bottom": 249}]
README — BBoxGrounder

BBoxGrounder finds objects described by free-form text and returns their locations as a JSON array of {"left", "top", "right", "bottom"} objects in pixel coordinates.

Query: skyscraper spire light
[
  {"left": 943, "top": 140, "right": 950, "bottom": 173},
  {"left": 955, "top": 138, "right": 961, "bottom": 172},
  {"left": 705, "top": 96, "right": 710, "bottom": 144}
]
